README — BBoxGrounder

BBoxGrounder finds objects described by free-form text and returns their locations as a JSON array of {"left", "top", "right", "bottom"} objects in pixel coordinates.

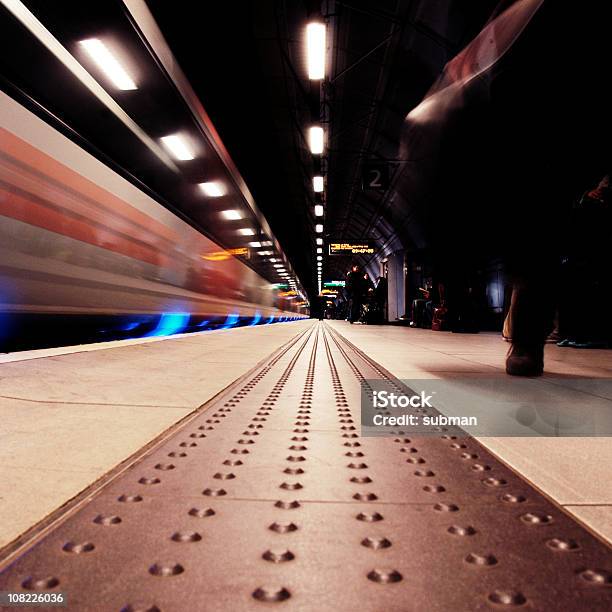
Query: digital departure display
[{"left": 328, "top": 242, "right": 375, "bottom": 255}]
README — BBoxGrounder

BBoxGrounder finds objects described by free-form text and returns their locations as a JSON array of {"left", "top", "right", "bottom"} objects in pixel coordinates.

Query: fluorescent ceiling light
[
  {"left": 273, "top": 264, "right": 284, "bottom": 268},
  {"left": 160, "top": 134, "right": 195, "bottom": 161},
  {"left": 317, "top": 256, "right": 322, "bottom": 261},
  {"left": 261, "top": 241, "right": 273, "bottom": 246},
  {"left": 315, "top": 224, "right": 323, "bottom": 233},
  {"left": 308, "top": 126, "right": 324, "bottom": 155},
  {"left": 316, "top": 238, "right": 323, "bottom": 245},
  {"left": 316, "top": 248, "right": 322, "bottom": 254},
  {"left": 221, "top": 209, "right": 242, "bottom": 220},
  {"left": 268, "top": 258, "right": 278, "bottom": 262},
  {"left": 248, "top": 241, "right": 262, "bottom": 248},
  {"left": 258, "top": 250, "right": 273, "bottom": 256},
  {"left": 313, "top": 175, "right": 324, "bottom": 193},
  {"left": 238, "top": 228, "right": 255, "bottom": 236},
  {"left": 79, "top": 38, "right": 136, "bottom": 90},
  {"left": 306, "top": 22, "right": 326, "bottom": 79},
  {"left": 314, "top": 204, "right": 324, "bottom": 217},
  {"left": 199, "top": 181, "right": 225, "bottom": 197}
]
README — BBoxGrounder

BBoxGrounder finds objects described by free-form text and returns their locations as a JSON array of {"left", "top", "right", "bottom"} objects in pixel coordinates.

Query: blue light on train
[
  {"left": 250, "top": 311, "right": 262, "bottom": 326},
  {"left": 196, "top": 319, "right": 211, "bottom": 328},
  {"left": 265, "top": 316, "right": 275, "bottom": 325},
  {"left": 220, "top": 312, "right": 239, "bottom": 329},
  {"left": 146, "top": 312, "right": 190, "bottom": 337},
  {"left": 122, "top": 322, "right": 140, "bottom": 331}
]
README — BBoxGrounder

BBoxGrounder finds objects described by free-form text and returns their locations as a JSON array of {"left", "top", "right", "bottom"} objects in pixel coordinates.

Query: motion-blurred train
[{"left": 0, "top": 90, "right": 307, "bottom": 352}]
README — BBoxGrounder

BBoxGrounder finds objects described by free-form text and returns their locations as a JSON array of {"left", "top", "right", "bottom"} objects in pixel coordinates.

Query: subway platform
[{"left": 0, "top": 320, "right": 611, "bottom": 611}]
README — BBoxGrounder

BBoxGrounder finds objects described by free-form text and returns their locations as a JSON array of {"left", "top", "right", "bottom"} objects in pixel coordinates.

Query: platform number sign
[{"left": 362, "top": 163, "right": 389, "bottom": 192}]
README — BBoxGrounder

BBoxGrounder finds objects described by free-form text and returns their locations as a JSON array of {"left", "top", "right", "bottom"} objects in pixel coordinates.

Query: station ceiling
[
  {"left": 148, "top": 0, "right": 500, "bottom": 294},
  {"left": 150, "top": 0, "right": 611, "bottom": 300}
]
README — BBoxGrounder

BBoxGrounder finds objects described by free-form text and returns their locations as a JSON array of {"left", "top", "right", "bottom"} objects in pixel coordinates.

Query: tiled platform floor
[
  {"left": 0, "top": 320, "right": 312, "bottom": 548},
  {"left": 1, "top": 318, "right": 611, "bottom": 550},
  {"left": 327, "top": 321, "right": 612, "bottom": 543}
]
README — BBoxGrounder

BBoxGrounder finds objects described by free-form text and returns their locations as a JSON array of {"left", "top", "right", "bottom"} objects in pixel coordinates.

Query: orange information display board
[{"left": 328, "top": 242, "right": 374, "bottom": 255}]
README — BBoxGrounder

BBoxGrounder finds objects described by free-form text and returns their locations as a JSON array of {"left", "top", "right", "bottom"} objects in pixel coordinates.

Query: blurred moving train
[{"left": 0, "top": 89, "right": 306, "bottom": 352}]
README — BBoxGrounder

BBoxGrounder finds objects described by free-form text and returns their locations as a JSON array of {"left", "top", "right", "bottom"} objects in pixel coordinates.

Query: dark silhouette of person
[
  {"left": 396, "top": 3, "right": 612, "bottom": 375},
  {"left": 374, "top": 276, "right": 388, "bottom": 322},
  {"left": 346, "top": 265, "right": 365, "bottom": 323}
]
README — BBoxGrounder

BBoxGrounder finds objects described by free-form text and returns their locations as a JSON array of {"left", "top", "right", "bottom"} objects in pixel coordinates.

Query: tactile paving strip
[{"left": 0, "top": 322, "right": 610, "bottom": 611}]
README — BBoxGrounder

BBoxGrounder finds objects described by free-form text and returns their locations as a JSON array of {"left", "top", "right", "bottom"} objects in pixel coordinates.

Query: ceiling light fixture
[
  {"left": 79, "top": 38, "right": 136, "bottom": 90},
  {"left": 160, "top": 134, "right": 195, "bottom": 161},
  {"left": 308, "top": 126, "right": 324, "bottom": 155},
  {"left": 221, "top": 210, "right": 242, "bottom": 220},
  {"left": 199, "top": 181, "right": 225, "bottom": 197},
  {"left": 306, "top": 22, "right": 326, "bottom": 80}
]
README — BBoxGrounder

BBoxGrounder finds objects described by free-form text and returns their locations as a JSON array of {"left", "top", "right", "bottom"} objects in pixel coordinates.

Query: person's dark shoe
[
  {"left": 506, "top": 344, "right": 544, "bottom": 376},
  {"left": 569, "top": 340, "right": 607, "bottom": 349}
]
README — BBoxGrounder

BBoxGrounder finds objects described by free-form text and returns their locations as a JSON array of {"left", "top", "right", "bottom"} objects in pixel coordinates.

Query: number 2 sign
[{"left": 362, "top": 163, "right": 390, "bottom": 192}]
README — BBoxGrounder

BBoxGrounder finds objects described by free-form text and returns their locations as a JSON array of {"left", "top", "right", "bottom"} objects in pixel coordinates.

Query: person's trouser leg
[
  {"left": 506, "top": 259, "right": 557, "bottom": 376},
  {"left": 351, "top": 298, "right": 362, "bottom": 323}
]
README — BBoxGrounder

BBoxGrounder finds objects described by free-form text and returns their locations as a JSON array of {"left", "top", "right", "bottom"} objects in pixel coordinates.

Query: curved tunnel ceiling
[{"left": 147, "top": 0, "right": 502, "bottom": 296}]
